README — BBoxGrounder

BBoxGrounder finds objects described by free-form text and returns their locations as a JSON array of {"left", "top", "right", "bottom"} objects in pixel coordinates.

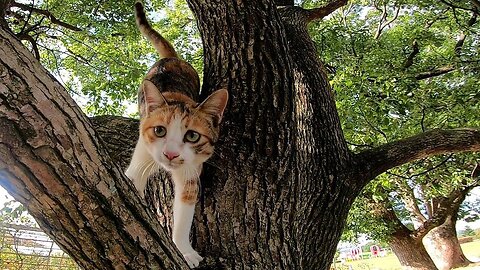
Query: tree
[
  {"left": 1, "top": 1, "right": 480, "bottom": 270},
  {"left": 317, "top": 0, "right": 480, "bottom": 268},
  {"left": 342, "top": 154, "right": 479, "bottom": 270},
  {"left": 389, "top": 157, "right": 478, "bottom": 269}
]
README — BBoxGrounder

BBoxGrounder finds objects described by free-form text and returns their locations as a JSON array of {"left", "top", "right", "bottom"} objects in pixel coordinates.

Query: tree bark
[
  {"left": 423, "top": 195, "right": 471, "bottom": 270},
  {"left": 390, "top": 227, "right": 438, "bottom": 270},
  {"left": 1, "top": 1, "right": 480, "bottom": 269},
  {"left": 423, "top": 218, "right": 471, "bottom": 270},
  {"left": 372, "top": 197, "right": 438, "bottom": 270}
]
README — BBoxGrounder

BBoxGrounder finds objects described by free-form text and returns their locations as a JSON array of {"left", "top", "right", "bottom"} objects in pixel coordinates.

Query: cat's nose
[{"left": 163, "top": 151, "right": 180, "bottom": 161}]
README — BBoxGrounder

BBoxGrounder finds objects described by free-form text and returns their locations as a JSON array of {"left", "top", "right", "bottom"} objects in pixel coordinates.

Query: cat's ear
[
  {"left": 142, "top": 80, "right": 167, "bottom": 115},
  {"left": 198, "top": 89, "right": 229, "bottom": 122}
]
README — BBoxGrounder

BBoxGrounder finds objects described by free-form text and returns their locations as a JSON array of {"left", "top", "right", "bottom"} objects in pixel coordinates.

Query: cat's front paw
[{"left": 183, "top": 250, "right": 203, "bottom": 268}]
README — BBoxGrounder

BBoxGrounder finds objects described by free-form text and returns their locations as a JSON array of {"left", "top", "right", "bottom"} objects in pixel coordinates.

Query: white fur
[
  {"left": 126, "top": 116, "right": 204, "bottom": 268},
  {"left": 172, "top": 172, "right": 202, "bottom": 268}
]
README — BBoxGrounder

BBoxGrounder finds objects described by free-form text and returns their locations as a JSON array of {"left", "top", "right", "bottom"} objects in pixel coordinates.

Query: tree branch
[
  {"left": 439, "top": 0, "right": 480, "bottom": 15},
  {"left": 356, "top": 128, "right": 480, "bottom": 182},
  {"left": 415, "top": 65, "right": 455, "bottom": 80},
  {"left": 374, "top": 4, "right": 400, "bottom": 39},
  {"left": 0, "top": 25, "right": 186, "bottom": 269},
  {"left": 412, "top": 186, "right": 473, "bottom": 239},
  {"left": 0, "top": 0, "right": 13, "bottom": 29},
  {"left": 403, "top": 40, "right": 419, "bottom": 69},
  {"left": 472, "top": 163, "right": 480, "bottom": 179},
  {"left": 388, "top": 154, "right": 453, "bottom": 180},
  {"left": 16, "top": 32, "right": 40, "bottom": 59},
  {"left": 90, "top": 116, "right": 139, "bottom": 169},
  {"left": 472, "top": 0, "right": 480, "bottom": 10},
  {"left": 303, "top": 0, "right": 348, "bottom": 23},
  {"left": 367, "top": 190, "right": 412, "bottom": 235},
  {"left": 395, "top": 179, "right": 428, "bottom": 224},
  {"left": 455, "top": 12, "right": 477, "bottom": 55},
  {"left": 10, "top": 2, "right": 82, "bottom": 32},
  {"left": 425, "top": 9, "right": 449, "bottom": 28}
]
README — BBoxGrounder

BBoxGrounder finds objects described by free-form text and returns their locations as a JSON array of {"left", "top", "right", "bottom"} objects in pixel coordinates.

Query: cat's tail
[{"left": 134, "top": 1, "right": 178, "bottom": 59}]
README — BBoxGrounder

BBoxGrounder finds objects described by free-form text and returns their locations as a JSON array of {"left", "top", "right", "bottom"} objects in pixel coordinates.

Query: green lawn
[
  {"left": 461, "top": 241, "right": 480, "bottom": 261},
  {"left": 333, "top": 240, "right": 480, "bottom": 270}
]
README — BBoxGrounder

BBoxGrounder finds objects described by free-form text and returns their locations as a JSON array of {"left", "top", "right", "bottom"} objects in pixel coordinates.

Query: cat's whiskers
[
  {"left": 204, "top": 160, "right": 222, "bottom": 171},
  {"left": 140, "top": 159, "right": 157, "bottom": 181}
]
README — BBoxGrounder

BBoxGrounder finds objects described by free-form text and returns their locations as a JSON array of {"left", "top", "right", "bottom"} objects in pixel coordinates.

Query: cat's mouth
[{"left": 160, "top": 160, "right": 184, "bottom": 170}]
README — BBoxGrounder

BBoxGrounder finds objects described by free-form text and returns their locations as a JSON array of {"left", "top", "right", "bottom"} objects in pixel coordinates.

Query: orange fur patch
[{"left": 181, "top": 180, "right": 198, "bottom": 204}]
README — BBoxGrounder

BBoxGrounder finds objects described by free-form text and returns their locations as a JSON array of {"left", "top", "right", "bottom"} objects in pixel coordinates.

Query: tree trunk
[
  {"left": 371, "top": 194, "right": 438, "bottom": 270},
  {"left": 390, "top": 227, "right": 438, "bottom": 270},
  {"left": 2, "top": 1, "right": 480, "bottom": 269},
  {"left": 395, "top": 177, "right": 474, "bottom": 270},
  {"left": 423, "top": 207, "right": 471, "bottom": 269},
  {"left": 166, "top": 1, "right": 357, "bottom": 268}
]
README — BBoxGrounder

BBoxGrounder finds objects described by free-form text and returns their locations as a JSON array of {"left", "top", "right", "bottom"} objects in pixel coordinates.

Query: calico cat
[{"left": 125, "top": 2, "right": 228, "bottom": 268}]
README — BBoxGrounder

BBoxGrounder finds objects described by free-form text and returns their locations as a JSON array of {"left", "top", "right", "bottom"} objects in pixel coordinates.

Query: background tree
[
  {"left": 1, "top": 0, "right": 480, "bottom": 270},
  {"left": 312, "top": 0, "right": 480, "bottom": 268},
  {"left": 343, "top": 161, "right": 478, "bottom": 270}
]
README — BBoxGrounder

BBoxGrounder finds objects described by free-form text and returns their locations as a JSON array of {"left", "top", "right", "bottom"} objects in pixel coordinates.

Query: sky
[{"left": 0, "top": 184, "right": 14, "bottom": 208}]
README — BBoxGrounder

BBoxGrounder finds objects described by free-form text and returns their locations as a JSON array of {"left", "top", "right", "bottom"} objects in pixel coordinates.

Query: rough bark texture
[
  {"left": 390, "top": 227, "right": 438, "bottom": 270},
  {"left": 1, "top": 1, "right": 480, "bottom": 269},
  {"left": 357, "top": 129, "right": 480, "bottom": 181},
  {"left": 373, "top": 199, "right": 438, "bottom": 270}
]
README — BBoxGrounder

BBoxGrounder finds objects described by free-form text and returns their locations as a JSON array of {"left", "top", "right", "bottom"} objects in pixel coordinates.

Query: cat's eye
[
  {"left": 154, "top": 126, "right": 167, "bottom": 137},
  {"left": 184, "top": 130, "right": 201, "bottom": 143}
]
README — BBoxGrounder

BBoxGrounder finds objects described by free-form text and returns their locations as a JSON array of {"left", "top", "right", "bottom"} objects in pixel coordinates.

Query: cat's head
[{"left": 139, "top": 80, "right": 228, "bottom": 175}]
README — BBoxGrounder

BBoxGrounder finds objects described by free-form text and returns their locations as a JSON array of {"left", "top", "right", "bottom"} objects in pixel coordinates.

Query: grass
[
  {"left": 461, "top": 241, "right": 480, "bottom": 261},
  {"left": 333, "top": 240, "right": 480, "bottom": 270}
]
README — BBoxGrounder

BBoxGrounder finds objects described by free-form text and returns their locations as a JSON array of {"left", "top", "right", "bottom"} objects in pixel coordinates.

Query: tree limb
[
  {"left": 367, "top": 190, "right": 412, "bottom": 235},
  {"left": 16, "top": 32, "right": 40, "bottom": 59},
  {"left": 90, "top": 115, "right": 139, "bottom": 169},
  {"left": 303, "top": 0, "right": 348, "bottom": 23},
  {"left": 403, "top": 40, "right": 419, "bottom": 69},
  {"left": 374, "top": 4, "right": 400, "bottom": 39},
  {"left": 412, "top": 186, "right": 473, "bottom": 239},
  {"left": 395, "top": 179, "right": 428, "bottom": 224},
  {"left": 472, "top": 0, "right": 480, "bottom": 10},
  {"left": 455, "top": 12, "right": 477, "bottom": 55},
  {"left": 415, "top": 66, "right": 455, "bottom": 80},
  {"left": 10, "top": 1, "right": 82, "bottom": 32},
  {"left": 387, "top": 154, "right": 453, "bottom": 180},
  {"left": 0, "top": 0, "right": 13, "bottom": 29},
  {"left": 0, "top": 25, "right": 186, "bottom": 269},
  {"left": 425, "top": 9, "right": 449, "bottom": 28},
  {"left": 356, "top": 128, "right": 480, "bottom": 182},
  {"left": 472, "top": 163, "right": 480, "bottom": 179},
  {"left": 439, "top": 0, "right": 480, "bottom": 15}
]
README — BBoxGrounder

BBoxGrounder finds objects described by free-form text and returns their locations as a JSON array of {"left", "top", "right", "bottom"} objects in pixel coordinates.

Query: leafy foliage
[
  {"left": 305, "top": 0, "right": 479, "bottom": 242},
  {"left": 0, "top": 200, "right": 36, "bottom": 226},
  {"left": 5, "top": 0, "right": 201, "bottom": 115}
]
